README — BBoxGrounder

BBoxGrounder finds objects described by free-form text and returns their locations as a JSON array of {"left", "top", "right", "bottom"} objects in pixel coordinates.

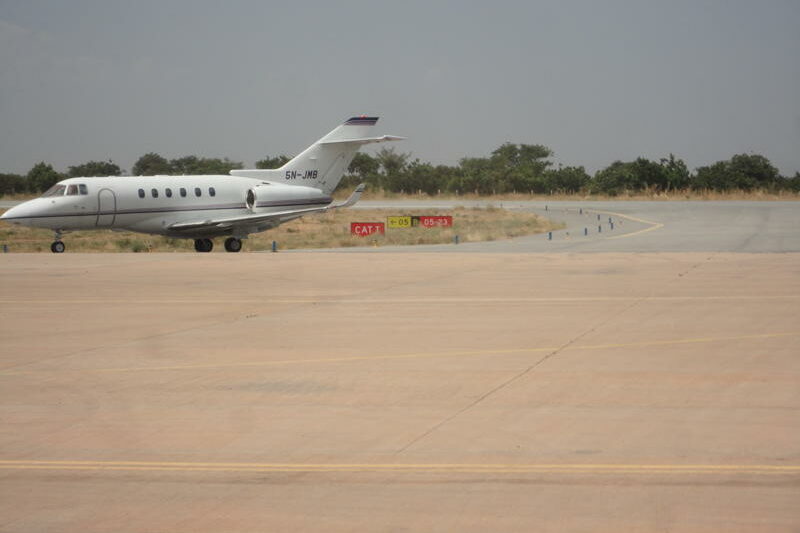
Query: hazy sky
[{"left": 1, "top": 0, "right": 798, "bottom": 176}]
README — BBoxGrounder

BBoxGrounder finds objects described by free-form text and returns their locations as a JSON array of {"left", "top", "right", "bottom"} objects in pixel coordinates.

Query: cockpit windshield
[
  {"left": 39, "top": 183, "right": 88, "bottom": 197},
  {"left": 41, "top": 184, "right": 66, "bottom": 197}
]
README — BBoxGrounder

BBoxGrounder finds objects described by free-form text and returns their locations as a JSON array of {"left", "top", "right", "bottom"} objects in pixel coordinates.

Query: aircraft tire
[
  {"left": 194, "top": 239, "right": 213, "bottom": 252},
  {"left": 224, "top": 237, "right": 242, "bottom": 253},
  {"left": 51, "top": 241, "right": 65, "bottom": 253}
]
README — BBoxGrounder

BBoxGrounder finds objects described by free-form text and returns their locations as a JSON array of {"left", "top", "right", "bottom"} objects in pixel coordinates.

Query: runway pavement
[
  {"left": 3, "top": 199, "right": 799, "bottom": 253},
  {"left": 1, "top": 201, "right": 799, "bottom": 531},
  {"left": 347, "top": 200, "right": 800, "bottom": 253}
]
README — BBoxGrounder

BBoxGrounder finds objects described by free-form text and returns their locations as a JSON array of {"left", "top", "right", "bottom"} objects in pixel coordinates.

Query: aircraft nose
[{"left": 1, "top": 202, "right": 31, "bottom": 223}]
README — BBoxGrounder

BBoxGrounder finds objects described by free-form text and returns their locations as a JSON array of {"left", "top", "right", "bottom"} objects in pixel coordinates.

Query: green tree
[
  {"left": 659, "top": 154, "right": 691, "bottom": 190},
  {"left": 68, "top": 160, "right": 122, "bottom": 177},
  {"left": 0, "top": 173, "right": 26, "bottom": 195},
  {"left": 348, "top": 152, "right": 380, "bottom": 180},
  {"left": 132, "top": 153, "right": 171, "bottom": 176},
  {"left": 375, "top": 147, "right": 410, "bottom": 191},
  {"left": 630, "top": 158, "right": 669, "bottom": 191},
  {"left": 492, "top": 143, "right": 552, "bottom": 173},
  {"left": 458, "top": 156, "right": 496, "bottom": 194},
  {"left": 693, "top": 161, "right": 730, "bottom": 191},
  {"left": 26, "top": 162, "right": 62, "bottom": 192},
  {"left": 169, "top": 156, "right": 200, "bottom": 174},
  {"left": 433, "top": 164, "right": 462, "bottom": 195},
  {"left": 784, "top": 172, "right": 800, "bottom": 192},
  {"left": 590, "top": 161, "right": 638, "bottom": 195},
  {"left": 545, "top": 166, "right": 590, "bottom": 193},
  {"left": 401, "top": 160, "right": 451, "bottom": 195},
  {"left": 728, "top": 153, "right": 779, "bottom": 189},
  {"left": 693, "top": 154, "right": 779, "bottom": 191},
  {"left": 255, "top": 155, "right": 291, "bottom": 169},
  {"left": 170, "top": 156, "right": 242, "bottom": 175},
  {"left": 591, "top": 157, "right": 677, "bottom": 194},
  {"left": 339, "top": 152, "right": 380, "bottom": 190},
  {"left": 486, "top": 143, "right": 554, "bottom": 193}
]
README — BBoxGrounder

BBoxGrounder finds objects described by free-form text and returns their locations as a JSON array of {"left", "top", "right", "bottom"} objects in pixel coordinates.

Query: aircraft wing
[{"left": 168, "top": 184, "right": 365, "bottom": 233}]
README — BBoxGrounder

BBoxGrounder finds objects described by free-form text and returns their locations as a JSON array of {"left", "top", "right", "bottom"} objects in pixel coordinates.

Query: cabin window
[
  {"left": 209, "top": 187, "right": 216, "bottom": 197},
  {"left": 66, "top": 184, "right": 79, "bottom": 196},
  {"left": 180, "top": 188, "right": 187, "bottom": 197},
  {"left": 151, "top": 188, "right": 159, "bottom": 198},
  {"left": 165, "top": 188, "right": 173, "bottom": 198},
  {"left": 194, "top": 187, "right": 202, "bottom": 197},
  {"left": 41, "top": 184, "right": 66, "bottom": 197},
  {"left": 138, "top": 188, "right": 145, "bottom": 198},
  {"left": 78, "top": 184, "right": 88, "bottom": 195}
]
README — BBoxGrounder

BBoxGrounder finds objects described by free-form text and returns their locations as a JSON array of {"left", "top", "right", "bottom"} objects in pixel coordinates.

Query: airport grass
[
  {"left": 351, "top": 188, "right": 800, "bottom": 202},
  {"left": 0, "top": 207, "right": 560, "bottom": 252}
]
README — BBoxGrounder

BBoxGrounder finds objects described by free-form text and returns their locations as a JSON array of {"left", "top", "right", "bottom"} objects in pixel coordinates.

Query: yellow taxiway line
[
  {"left": 87, "top": 331, "right": 800, "bottom": 374},
  {"left": 589, "top": 209, "right": 665, "bottom": 240},
  {"left": 0, "top": 459, "right": 797, "bottom": 475},
  {"left": 1, "top": 331, "right": 797, "bottom": 376}
]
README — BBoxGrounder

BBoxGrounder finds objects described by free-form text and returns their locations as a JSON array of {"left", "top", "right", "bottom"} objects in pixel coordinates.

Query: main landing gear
[
  {"left": 51, "top": 231, "right": 65, "bottom": 253},
  {"left": 193, "top": 238, "right": 243, "bottom": 253},
  {"left": 194, "top": 238, "right": 214, "bottom": 252},
  {"left": 224, "top": 237, "right": 242, "bottom": 253}
]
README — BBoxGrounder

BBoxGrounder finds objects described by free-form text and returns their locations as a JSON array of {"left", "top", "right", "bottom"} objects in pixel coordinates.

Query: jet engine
[{"left": 245, "top": 183, "right": 332, "bottom": 213}]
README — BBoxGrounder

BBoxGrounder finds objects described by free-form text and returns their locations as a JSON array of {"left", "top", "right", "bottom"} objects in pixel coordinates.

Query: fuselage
[{"left": 2, "top": 175, "right": 332, "bottom": 238}]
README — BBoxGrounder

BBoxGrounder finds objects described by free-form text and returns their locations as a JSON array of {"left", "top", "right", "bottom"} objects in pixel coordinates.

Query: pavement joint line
[
  {"left": 0, "top": 460, "right": 797, "bottom": 475},
  {"left": 400, "top": 283, "right": 673, "bottom": 453},
  {"left": 2, "top": 331, "right": 797, "bottom": 376},
  {"left": 4, "top": 295, "right": 799, "bottom": 304},
  {"left": 396, "top": 295, "right": 646, "bottom": 453}
]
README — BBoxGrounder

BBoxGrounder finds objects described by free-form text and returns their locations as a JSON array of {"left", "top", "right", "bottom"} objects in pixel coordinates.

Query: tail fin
[{"left": 231, "top": 116, "right": 405, "bottom": 194}]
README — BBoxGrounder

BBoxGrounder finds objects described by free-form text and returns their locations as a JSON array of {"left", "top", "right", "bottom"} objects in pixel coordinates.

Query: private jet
[{"left": 1, "top": 116, "right": 403, "bottom": 252}]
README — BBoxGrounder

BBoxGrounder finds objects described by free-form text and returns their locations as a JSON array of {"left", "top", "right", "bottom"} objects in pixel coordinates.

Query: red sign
[
  {"left": 418, "top": 215, "right": 453, "bottom": 228},
  {"left": 351, "top": 222, "right": 385, "bottom": 236}
]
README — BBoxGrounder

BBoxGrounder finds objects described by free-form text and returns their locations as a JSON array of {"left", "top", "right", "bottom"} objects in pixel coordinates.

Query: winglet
[{"left": 332, "top": 183, "right": 366, "bottom": 209}]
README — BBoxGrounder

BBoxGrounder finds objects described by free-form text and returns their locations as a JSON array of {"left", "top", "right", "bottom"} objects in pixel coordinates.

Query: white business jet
[{"left": 1, "top": 116, "right": 403, "bottom": 252}]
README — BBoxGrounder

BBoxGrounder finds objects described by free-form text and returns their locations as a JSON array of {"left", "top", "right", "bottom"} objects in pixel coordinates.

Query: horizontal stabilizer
[{"left": 318, "top": 135, "right": 407, "bottom": 145}]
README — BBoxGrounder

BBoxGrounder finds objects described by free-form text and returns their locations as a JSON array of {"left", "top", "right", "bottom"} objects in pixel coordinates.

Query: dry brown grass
[
  {"left": 0, "top": 207, "right": 559, "bottom": 253},
  {"left": 358, "top": 188, "right": 800, "bottom": 202}
]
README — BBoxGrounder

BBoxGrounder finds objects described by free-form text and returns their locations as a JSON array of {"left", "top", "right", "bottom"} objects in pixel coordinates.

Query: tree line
[
  {"left": 340, "top": 145, "right": 800, "bottom": 195},
  {"left": 1, "top": 145, "right": 798, "bottom": 196}
]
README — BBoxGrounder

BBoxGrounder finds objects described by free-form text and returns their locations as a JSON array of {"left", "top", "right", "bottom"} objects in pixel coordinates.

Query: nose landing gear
[
  {"left": 194, "top": 238, "right": 214, "bottom": 252},
  {"left": 224, "top": 237, "right": 242, "bottom": 253},
  {"left": 50, "top": 231, "right": 65, "bottom": 253}
]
